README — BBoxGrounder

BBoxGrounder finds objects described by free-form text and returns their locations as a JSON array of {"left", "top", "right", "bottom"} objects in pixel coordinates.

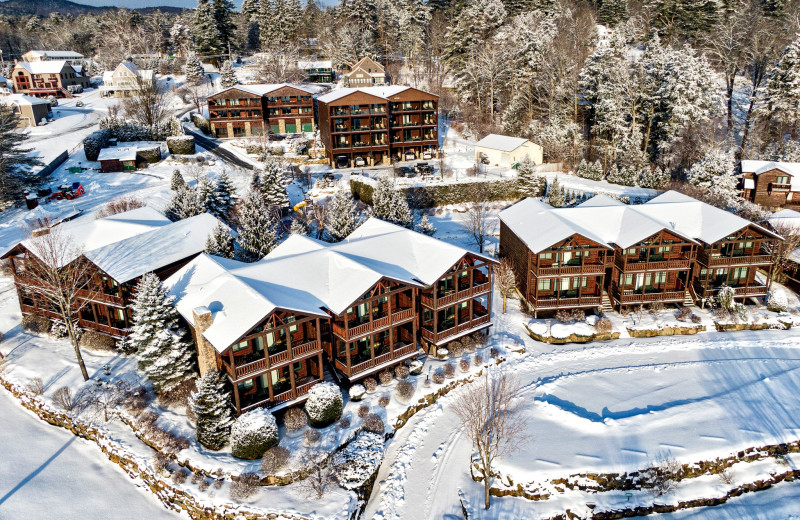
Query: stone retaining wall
[
  {"left": 626, "top": 324, "right": 706, "bottom": 338},
  {"left": 524, "top": 324, "right": 619, "bottom": 344}
]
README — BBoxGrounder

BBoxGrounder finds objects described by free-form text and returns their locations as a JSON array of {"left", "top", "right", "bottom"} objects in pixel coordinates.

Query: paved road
[
  {"left": 183, "top": 127, "right": 255, "bottom": 170},
  {"left": 0, "top": 390, "right": 179, "bottom": 520}
]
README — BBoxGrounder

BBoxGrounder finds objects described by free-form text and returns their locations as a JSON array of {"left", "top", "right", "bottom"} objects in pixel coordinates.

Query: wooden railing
[
  {"left": 420, "top": 314, "right": 490, "bottom": 344},
  {"left": 696, "top": 252, "right": 772, "bottom": 267},
  {"left": 334, "top": 343, "right": 417, "bottom": 377},
  {"left": 420, "top": 282, "right": 491, "bottom": 307},
  {"left": 614, "top": 256, "right": 691, "bottom": 272},
  {"left": 331, "top": 308, "right": 415, "bottom": 340},
  {"left": 241, "top": 379, "right": 319, "bottom": 412},
  {"left": 229, "top": 339, "right": 321, "bottom": 379},
  {"left": 694, "top": 284, "right": 768, "bottom": 299},
  {"left": 612, "top": 288, "right": 686, "bottom": 304},
  {"left": 19, "top": 303, "right": 129, "bottom": 337},
  {"left": 527, "top": 296, "right": 602, "bottom": 310},
  {"left": 531, "top": 263, "right": 606, "bottom": 276}
]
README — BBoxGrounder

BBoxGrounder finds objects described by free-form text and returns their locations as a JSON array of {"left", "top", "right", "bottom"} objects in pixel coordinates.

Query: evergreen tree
[
  {"left": 516, "top": 155, "right": 547, "bottom": 197},
  {"left": 197, "top": 175, "right": 215, "bottom": 213},
  {"left": 130, "top": 273, "right": 196, "bottom": 395},
  {"left": 165, "top": 184, "right": 204, "bottom": 222},
  {"left": 417, "top": 214, "right": 437, "bottom": 236},
  {"left": 547, "top": 177, "right": 565, "bottom": 207},
  {"left": 219, "top": 60, "right": 238, "bottom": 88},
  {"left": 241, "top": 0, "right": 261, "bottom": 19},
  {"left": 189, "top": 370, "right": 233, "bottom": 451},
  {"left": 372, "top": 177, "right": 413, "bottom": 227},
  {"left": 259, "top": 157, "right": 289, "bottom": 207},
  {"left": 638, "top": 167, "right": 670, "bottom": 189},
  {"left": 289, "top": 216, "right": 309, "bottom": 235},
  {"left": 208, "top": 171, "right": 236, "bottom": 222},
  {"left": 212, "top": 0, "right": 237, "bottom": 53},
  {"left": 0, "top": 105, "right": 41, "bottom": 205},
  {"left": 598, "top": 0, "right": 627, "bottom": 27},
  {"left": 325, "top": 190, "right": 360, "bottom": 242},
  {"left": 576, "top": 159, "right": 605, "bottom": 181},
  {"left": 687, "top": 149, "right": 740, "bottom": 207},
  {"left": 184, "top": 51, "right": 206, "bottom": 85},
  {"left": 205, "top": 222, "right": 235, "bottom": 258},
  {"left": 237, "top": 189, "right": 278, "bottom": 262},
  {"left": 764, "top": 35, "right": 800, "bottom": 137},
  {"left": 191, "top": 0, "right": 223, "bottom": 56},
  {"left": 171, "top": 169, "right": 185, "bottom": 191},
  {"left": 607, "top": 164, "right": 639, "bottom": 186},
  {"left": 250, "top": 169, "right": 261, "bottom": 191}
]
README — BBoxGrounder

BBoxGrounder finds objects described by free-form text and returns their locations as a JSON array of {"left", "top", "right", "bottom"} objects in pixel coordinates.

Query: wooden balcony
[
  {"left": 612, "top": 287, "right": 686, "bottom": 304},
  {"left": 694, "top": 284, "right": 768, "bottom": 299},
  {"left": 420, "top": 282, "right": 491, "bottom": 308},
  {"left": 241, "top": 379, "right": 319, "bottom": 412},
  {"left": 696, "top": 252, "right": 772, "bottom": 268},
  {"left": 225, "top": 339, "right": 322, "bottom": 380},
  {"left": 614, "top": 256, "right": 691, "bottom": 272},
  {"left": 531, "top": 263, "right": 606, "bottom": 276},
  {"left": 526, "top": 295, "right": 602, "bottom": 310},
  {"left": 20, "top": 303, "right": 128, "bottom": 338},
  {"left": 334, "top": 343, "right": 417, "bottom": 378},
  {"left": 331, "top": 308, "right": 415, "bottom": 340},
  {"left": 420, "top": 314, "right": 491, "bottom": 344}
]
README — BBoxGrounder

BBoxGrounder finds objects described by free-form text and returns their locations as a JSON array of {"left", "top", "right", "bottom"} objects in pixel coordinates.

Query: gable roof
[
  {"left": 740, "top": 160, "right": 800, "bottom": 176},
  {"left": 475, "top": 134, "right": 531, "bottom": 153},
  {"left": 16, "top": 61, "right": 72, "bottom": 75},
  {"left": 349, "top": 56, "right": 384, "bottom": 74},
  {"left": 767, "top": 209, "right": 800, "bottom": 231},
  {"left": 0, "top": 93, "right": 50, "bottom": 106},
  {"left": 97, "top": 146, "right": 139, "bottom": 162},
  {"left": 212, "top": 83, "right": 318, "bottom": 98},
  {"left": 25, "top": 50, "right": 83, "bottom": 59}
]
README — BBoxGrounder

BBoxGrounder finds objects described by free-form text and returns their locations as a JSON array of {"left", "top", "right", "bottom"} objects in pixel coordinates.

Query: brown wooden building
[
  {"left": 739, "top": 160, "right": 800, "bottom": 209},
  {"left": 316, "top": 86, "right": 439, "bottom": 168},
  {"left": 2, "top": 208, "right": 221, "bottom": 340},
  {"left": 167, "top": 218, "right": 495, "bottom": 415},
  {"left": 11, "top": 60, "right": 89, "bottom": 98},
  {"left": 207, "top": 84, "right": 316, "bottom": 138},
  {"left": 499, "top": 192, "right": 780, "bottom": 315}
]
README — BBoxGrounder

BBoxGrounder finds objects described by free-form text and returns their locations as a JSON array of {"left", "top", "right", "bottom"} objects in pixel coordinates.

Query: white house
[
  {"left": 474, "top": 134, "right": 543, "bottom": 168},
  {"left": 101, "top": 62, "right": 154, "bottom": 98}
]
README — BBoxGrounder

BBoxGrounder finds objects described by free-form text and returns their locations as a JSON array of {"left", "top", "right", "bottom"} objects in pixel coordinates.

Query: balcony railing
[
  {"left": 614, "top": 256, "right": 691, "bottom": 272},
  {"left": 526, "top": 295, "right": 602, "bottom": 309},
  {"left": 420, "top": 282, "right": 490, "bottom": 307},
  {"left": 420, "top": 314, "right": 490, "bottom": 344},
  {"left": 694, "top": 284, "right": 768, "bottom": 299},
  {"left": 531, "top": 263, "right": 606, "bottom": 276},
  {"left": 241, "top": 379, "right": 319, "bottom": 412},
  {"left": 331, "top": 308, "right": 415, "bottom": 340},
  {"left": 334, "top": 343, "right": 417, "bottom": 377},
  {"left": 612, "top": 287, "right": 686, "bottom": 304},
  {"left": 770, "top": 182, "right": 791, "bottom": 191},
  {"left": 226, "top": 339, "right": 321, "bottom": 380},
  {"left": 697, "top": 253, "right": 772, "bottom": 267}
]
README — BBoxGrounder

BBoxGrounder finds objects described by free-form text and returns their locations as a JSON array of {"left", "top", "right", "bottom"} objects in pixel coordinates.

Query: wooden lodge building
[
  {"left": 316, "top": 86, "right": 439, "bottom": 168},
  {"left": 207, "top": 84, "right": 318, "bottom": 138},
  {"left": 499, "top": 191, "right": 781, "bottom": 316},
  {"left": 11, "top": 60, "right": 90, "bottom": 98},
  {"left": 2, "top": 208, "right": 221, "bottom": 339},
  {"left": 166, "top": 218, "right": 495, "bottom": 415},
  {"left": 739, "top": 160, "right": 800, "bottom": 209}
]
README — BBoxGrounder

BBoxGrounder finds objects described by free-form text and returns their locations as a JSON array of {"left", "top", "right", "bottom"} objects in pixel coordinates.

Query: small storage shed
[
  {"left": 98, "top": 146, "right": 138, "bottom": 173},
  {"left": 475, "top": 134, "right": 543, "bottom": 168}
]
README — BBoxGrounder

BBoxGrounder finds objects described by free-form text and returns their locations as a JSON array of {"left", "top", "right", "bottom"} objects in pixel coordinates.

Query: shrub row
[{"left": 350, "top": 177, "right": 522, "bottom": 209}]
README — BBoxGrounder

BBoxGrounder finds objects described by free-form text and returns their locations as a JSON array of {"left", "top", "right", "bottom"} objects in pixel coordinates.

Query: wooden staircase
[
  {"left": 601, "top": 290, "right": 614, "bottom": 314},
  {"left": 683, "top": 289, "right": 695, "bottom": 306}
]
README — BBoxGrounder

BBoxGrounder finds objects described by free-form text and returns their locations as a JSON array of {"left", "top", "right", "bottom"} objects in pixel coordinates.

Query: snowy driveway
[{"left": 0, "top": 390, "right": 179, "bottom": 520}]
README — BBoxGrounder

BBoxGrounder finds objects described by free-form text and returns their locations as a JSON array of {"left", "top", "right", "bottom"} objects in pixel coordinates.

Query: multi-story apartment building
[
  {"left": 21, "top": 50, "right": 84, "bottom": 65},
  {"left": 739, "top": 160, "right": 800, "bottom": 209},
  {"left": 166, "top": 218, "right": 494, "bottom": 415},
  {"left": 499, "top": 191, "right": 780, "bottom": 316},
  {"left": 11, "top": 60, "right": 90, "bottom": 97},
  {"left": 316, "top": 86, "right": 438, "bottom": 168},
  {"left": 207, "top": 84, "right": 317, "bottom": 138},
  {"left": 2, "top": 208, "right": 220, "bottom": 339}
]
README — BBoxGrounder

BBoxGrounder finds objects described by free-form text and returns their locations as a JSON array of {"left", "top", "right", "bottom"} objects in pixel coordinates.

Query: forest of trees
[{"left": 1, "top": 0, "right": 799, "bottom": 195}]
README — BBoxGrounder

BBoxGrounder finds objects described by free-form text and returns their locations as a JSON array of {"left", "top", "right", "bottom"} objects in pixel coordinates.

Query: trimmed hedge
[
  {"left": 137, "top": 146, "right": 162, "bottom": 164},
  {"left": 83, "top": 129, "right": 110, "bottom": 161},
  {"left": 191, "top": 113, "right": 211, "bottom": 135},
  {"left": 167, "top": 135, "right": 195, "bottom": 155},
  {"left": 350, "top": 177, "right": 522, "bottom": 209}
]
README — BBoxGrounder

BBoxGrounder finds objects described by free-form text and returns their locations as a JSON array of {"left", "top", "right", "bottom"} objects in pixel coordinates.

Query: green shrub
[
  {"left": 230, "top": 408, "right": 278, "bottom": 460},
  {"left": 83, "top": 129, "right": 110, "bottom": 161},
  {"left": 79, "top": 330, "right": 116, "bottom": 351},
  {"left": 167, "top": 136, "right": 196, "bottom": 155},
  {"left": 304, "top": 382, "right": 343, "bottom": 427},
  {"left": 350, "top": 177, "right": 522, "bottom": 209},
  {"left": 136, "top": 146, "right": 162, "bottom": 164}
]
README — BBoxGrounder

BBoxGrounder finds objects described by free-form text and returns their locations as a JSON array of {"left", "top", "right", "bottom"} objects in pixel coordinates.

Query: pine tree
[
  {"left": 372, "top": 177, "right": 413, "bottom": 227},
  {"left": 416, "top": 214, "right": 437, "bottom": 236},
  {"left": 191, "top": 0, "right": 223, "bottom": 57},
  {"left": 219, "top": 60, "right": 238, "bottom": 89},
  {"left": 130, "top": 273, "right": 196, "bottom": 396},
  {"left": 171, "top": 169, "right": 186, "bottom": 191},
  {"left": 516, "top": 155, "right": 546, "bottom": 197},
  {"left": 197, "top": 175, "right": 215, "bottom": 213},
  {"left": 576, "top": 159, "right": 604, "bottom": 181},
  {"left": 0, "top": 105, "right": 41, "bottom": 204},
  {"left": 606, "top": 164, "right": 638, "bottom": 186},
  {"left": 237, "top": 189, "right": 278, "bottom": 262},
  {"left": 165, "top": 184, "right": 204, "bottom": 222},
  {"left": 259, "top": 157, "right": 289, "bottom": 207},
  {"left": 598, "top": 0, "right": 627, "bottom": 27},
  {"left": 687, "top": 149, "right": 740, "bottom": 207},
  {"left": 189, "top": 370, "right": 233, "bottom": 451},
  {"left": 205, "top": 222, "right": 235, "bottom": 258},
  {"left": 638, "top": 167, "right": 670, "bottom": 189},
  {"left": 184, "top": 51, "right": 205, "bottom": 85},
  {"left": 208, "top": 171, "right": 236, "bottom": 222},
  {"left": 325, "top": 191, "right": 360, "bottom": 242},
  {"left": 212, "top": 0, "right": 237, "bottom": 53},
  {"left": 548, "top": 177, "right": 565, "bottom": 207},
  {"left": 250, "top": 169, "right": 261, "bottom": 191},
  {"left": 764, "top": 35, "right": 800, "bottom": 136},
  {"left": 289, "top": 217, "right": 309, "bottom": 235}
]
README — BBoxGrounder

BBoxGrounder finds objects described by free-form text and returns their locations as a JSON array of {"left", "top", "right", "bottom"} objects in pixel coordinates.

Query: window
[
  {"left": 627, "top": 248, "right": 637, "bottom": 255},
  {"left": 233, "top": 340, "right": 248, "bottom": 352},
  {"left": 266, "top": 96, "right": 278, "bottom": 103},
  {"left": 540, "top": 252, "right": 553, "bottom": 261},
  {"left": 776, "top": 175, "right": 790, "bottom": 184},
  {"left": 653, "top": 272, "right": 666, "bottom": 284}
]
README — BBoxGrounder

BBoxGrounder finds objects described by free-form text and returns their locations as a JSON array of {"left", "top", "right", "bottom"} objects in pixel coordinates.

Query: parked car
[
  {"left": 422, "top": 150, "right": 434, "bottom": 160},
  {"left": 75, "top": 100, "right": 84, "bottom": 107},
  {"left": 396, "top": 166, "right": 415, "bottom": 177},
  {"left": 415, "top": 162, "right": 434, "bottom": 175},
  {"left": 404, "top": 151, "right": 416, "bottom": 161},
  {"left": 354, "top": 156, "right": 366, "bottom": 167},
  {"left": 336, "top": 156, "right": 350, "bottom": 169}
]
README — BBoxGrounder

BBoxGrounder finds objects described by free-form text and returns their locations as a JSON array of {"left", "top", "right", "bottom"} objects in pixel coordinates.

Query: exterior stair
[
  {"left": 59, "top": 87, "right": 73, "bottom": 98},
  {"left": 601, "top": 290, "right": 614, "bottom": 314},
  {"left": 683, "top": 289, "right": 695, "bottom": 306}
]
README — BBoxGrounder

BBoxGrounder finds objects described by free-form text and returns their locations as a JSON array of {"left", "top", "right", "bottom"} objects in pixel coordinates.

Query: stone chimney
[{"left": 192, "top": 306, "right": 217, "bottom": 376}]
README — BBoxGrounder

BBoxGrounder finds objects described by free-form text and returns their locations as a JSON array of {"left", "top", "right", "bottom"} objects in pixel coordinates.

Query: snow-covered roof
[
  {"left": 298, "top": 60, "right": 332, "bottom": 69},
  {"left": 16, "top": 61, "right": 71, "bottom": 75},
  {"left": 215, "top": 83, "right": 317, "bottom": 97},
  {"left": 316, "top": 85, "right": 430, "bottom": 104},
  {"left": 767, "top": 209, "right": 800, "bottom": 231},
  {"left": 26, "top": 50, "right": 83, "bottom": 59},
  {"left": 17, "top": 207, "right": 171, "bottom": 267},
  {"left": 97, "top": 146, "right": 139, "bottom": 162},
  {"left": 84, "top": 213, "right": 221, "bottom": 284},
  {"left": 576, "top": 194, "right": 625, "bottom": 208},
  {"left": 500, "top": 191, "right": 778, "bottom": 254},
  {"left": 165, "top": 218, "right": 492, "bottom": 353},
  {"left": 740, "top": 160, "right": 800, "bottom": 176},
  {"left": 0, "top": 94, "right": 50, "bottom": 106},
  {"left": 475, "top": 134, "right": 532, "bottom": 153}
]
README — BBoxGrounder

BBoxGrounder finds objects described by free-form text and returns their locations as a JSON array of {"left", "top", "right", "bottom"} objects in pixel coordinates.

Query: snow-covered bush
[
  {"left": 448, "top": 340, "right": 464, "bottom": 357},
  {"left": 358, "top": 404, "right": 370, "bottom": 418},
  {"left": 304, "top": 382, "right": 343, "bottom": 427},
  {"left": 230, "top": 408, "right": 279, "bottom": 460},
  {"left": 167, "top": 135, "right": 195, "bottom": 155},
  {"left": 261, "top": 446, "right": 290, "bottom": 475},
  {"left": 171, "top": 468, "right": 189, "bottom": 484},
  {"left": 473, "top": 331, "right": 489, "bottom": 348},
  {"left": 362, "top": 413, "right": 384, "bottom": 434},
  {"left": 269, "top": 144, "right": 284, "bottom": 156},
  {"left": 474, "top": 354, "right": 483, "bottom": 366},
  {"left": 594, "top": 317, "right": 613, "bottom": 333},
  {"left": 767, "top": 289, "right": 789, "bottom": 312},
  {"left": 21, "top": 314, "right": 50, "bottom": 334},
  {"left": 378, "top": 396, "right": 390, "bottom": 407},
  {"left": 190, "top": 113, "right": 210, "bottom": 135},
  {"left": 416, "top": 215, "right": 437, "bottom": 236},
  {"left": 304, "top": 428, "right": 321, "bottom": 445},
  {"left": 394, "top": 365, "right": 409, "bottom": 379},
  {"left": 230, "top": 473, "right": 261, "bottom": 500},
  {"left": 25, "top": 377, "right": 44, "bottom": 396},
  {"left": 338, "top": 415, "right": 351, "bottom": 428},
  {"left": 675, "top": 306, "right": 692, "bottom": 322},
  {"left": 83, "top": 129, "right": 110, "bottom": 161},
  {"left": 409, "top": 360, "right": 423, "bottom": 375},
  {"left": 459, "top": 358, "right": 471, "bottom": 372},
  {"left": 333, "top": 432, "right": 385, "bottom": 490},
  {"left": 461, "top": 335, "right": 476, "bottom": 352},
  {"left": 283, "top": 407, "right": 308, "bottom": 432},
  {"left": 691, "top": 314, "right": 702, "bottom": 324},
  {"left": 349, "top": 384, "right": 366, "bottom": 401},
  {"left": 432, "top": 368, "right": 445, "bottom": 384},
  {"left": 137, "top": 146, "right": 162, "bottom": 164},
  {"left": 436, "top": 347, "right": 449, "bottom": 359},
  {"left": 443, "top": 363, "right": 455, "bottom": 378},
  {"left": 49, "top": 319, "right": 69, "bottom": 339},
  {"left": 79, "top": 330, "right": 116, "bottom": 351},
  {"left": 364, "top": 378, "right": 378, "bottom": 392},
  {"left": 379, "top": 370, "right": 393, "bottom": 385},
  {"left": 396, "top": 381, "right": 414, "bottom": 402}
]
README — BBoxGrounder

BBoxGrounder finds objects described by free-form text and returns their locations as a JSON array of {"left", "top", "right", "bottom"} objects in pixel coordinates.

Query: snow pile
[
  {"left": 349, "top": 384, "right": 366, "bottom": 401},
  {"left": 230, "top": 408, "right": 278, "bottom": 460},
  {"left": 767, "top": 289, "right": 789, "bottom": 312},
  {"left": 305, "top": 382, "right": 343, "bottom": 427},
  {"left": 333, "top": 432, "right": 385, "bottom": 490}
]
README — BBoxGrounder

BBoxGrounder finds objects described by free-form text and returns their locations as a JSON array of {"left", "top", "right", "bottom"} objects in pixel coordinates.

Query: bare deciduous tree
[
  {"left": 253, "top": 44, "right": 307, "bottom": 84},
  {"left": 494, "top": 258, "right": 516, "bottom": 313},
  {"left": 75, "top": 380, "right": 131, "bottom": 422},
  {"left": 764, "top": 222, "right": 800, "bottom": 290},
  {"left": 453, "top": 368, "right": 527, "bottom": 510},
  {"left": 462, "top": 196, "right": 496, "bottom": 254},
  {"left": 122, "top": 76, "right": 170, "bottom": 128},
  {"left": 23, "top": 225, "right": 101, "bottom": 381},
  {"left": 298, "top": 448, "right": 335, "bottom": 499}
]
